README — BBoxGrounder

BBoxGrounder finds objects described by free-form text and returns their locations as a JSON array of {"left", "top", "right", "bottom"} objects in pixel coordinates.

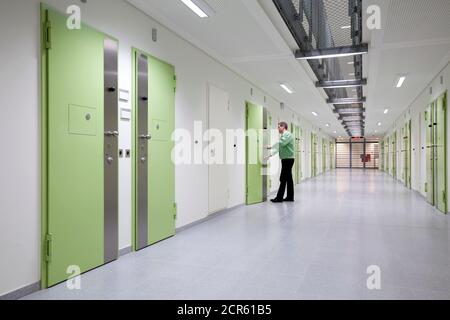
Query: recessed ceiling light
[
  {"left": 312, "top": 112, "right": 318, "bottom": 117},
  {"left": 384, "top": 109, "right": 389, "bottom": 114},
  {"left": 378, "top": 122, "right": 382, "bottom": 126},
  {"left": 396, "top": 76, "right": 406, "bottom": 88},
  {"left": 325, "top": 123, "right": 330, "bottom": 127},
  {"left": 180, "top": 0, "right": 209, "bottom": 18},
  {"left": 333, "top": 131, "right": 337, "bottom": 134},
  {"left": 280, "top": 83, "right": 294, "bottom": 94}
]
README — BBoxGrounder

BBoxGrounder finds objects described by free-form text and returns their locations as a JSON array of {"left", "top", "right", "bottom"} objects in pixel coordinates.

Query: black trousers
[{"left": 276, "top": 159, "right": 295, "bottom": 200}]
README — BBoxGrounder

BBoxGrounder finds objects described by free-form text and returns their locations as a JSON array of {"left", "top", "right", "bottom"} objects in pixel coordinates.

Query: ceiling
[
  {"left": 363, "top": 0, "right": 450, "bottom": 136},
  {"left": 127, "top": 0, "right": 450, "bottom": 138}
]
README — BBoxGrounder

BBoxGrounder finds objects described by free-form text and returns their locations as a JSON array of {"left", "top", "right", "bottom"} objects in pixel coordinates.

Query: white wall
[
  {"left": 383, "top": 61, "right": 450, "bottom": 201},
  {"left": 0, "top": 0, "right": 332, "bottom": 296}
]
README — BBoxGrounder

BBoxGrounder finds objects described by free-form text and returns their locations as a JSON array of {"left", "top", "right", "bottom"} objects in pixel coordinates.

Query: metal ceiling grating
[
  {"left": 275, "top": 0, "right": 367, "bottom": 137},
  {"left": 294, "top": 0, "right": 354, "bottom": 50}
]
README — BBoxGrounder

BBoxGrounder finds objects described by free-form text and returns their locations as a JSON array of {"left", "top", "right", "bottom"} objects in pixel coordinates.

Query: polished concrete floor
[{"left": 25, "top": 170, "right": 450, "bottom": 300}]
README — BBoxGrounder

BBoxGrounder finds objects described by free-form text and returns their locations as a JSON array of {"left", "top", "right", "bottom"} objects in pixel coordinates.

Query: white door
[{"left": 207, "top": 84, "right": 230, "bottom": 214}]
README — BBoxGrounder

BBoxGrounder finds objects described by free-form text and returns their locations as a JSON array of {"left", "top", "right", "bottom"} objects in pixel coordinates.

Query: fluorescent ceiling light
[
  {"left": 396, "top": 76, "right": 406, "bottom": 88},
  {"left": 280, "top": 83, "right": 294, "bottom": 94},
  {"left": 312, "top": 112, "right": 318, "bottom": 117},
  {"left": 341, "top": 25, "right": 351, "bottom": 29},
  {"left": 316, "top": 79, "right": 367, "bottom": 89},
  {"left": 347, "top": 62, "right": 354, "bottom": 65},
  {"left": 384, "top": 109, "right": 389, "bottom": 114},
  {"left": 349, "top": 73, "right": 355, "bottom": 76},
  {"left": 180, "top": 0, "right": 209, "bottom": 18},
  {"left": 297, "top": 51, "right": 366, "bottom": 60}
]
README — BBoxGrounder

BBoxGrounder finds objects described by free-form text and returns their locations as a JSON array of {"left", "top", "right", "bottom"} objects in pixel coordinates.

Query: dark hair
[{"left": 278, "top": 122, "right": 288, "bottom": 130}]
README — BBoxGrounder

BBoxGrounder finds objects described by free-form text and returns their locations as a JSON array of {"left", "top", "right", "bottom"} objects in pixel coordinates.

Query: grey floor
[{"left": 24, "top": 170, "right": 450, "bottom": 300}]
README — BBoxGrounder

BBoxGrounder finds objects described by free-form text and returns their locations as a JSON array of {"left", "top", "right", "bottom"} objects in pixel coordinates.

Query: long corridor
[{"left": 24, "top": 170, "right": 450, "bottom": 300}]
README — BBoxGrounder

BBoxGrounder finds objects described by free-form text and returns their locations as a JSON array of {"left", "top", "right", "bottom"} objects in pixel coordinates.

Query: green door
[
  {"left": 400, "top": 124, "right": 408, "bottom": 187},
  {"left": 329, "top": 142, "right": 334, "bottom": 170},
  {"left": 315, "top": 134, "right": 318, "bottom": 176},
  {"left": 322, "top": 139, "right": 327, "bottom": 173},
  {"left": 403, "top": 120, "right": 412, "bottom": 189},
  {"left": 310, "top": 133, "right": 313, "bottom": 177},
  {"left": 384, "top": 140, "right": 389, "bottom": 173},
  {"left": 133, "top": 50, "right": 176, "bottom": 250},
  {"left": 297, "top": 127, "right": 302, "bottom": 181},
  {"left": 425, "top": 105, "right": 434, "bottom": 204},
  {"left": 291, "top": 124, "right": 300, "bottom": 184},
  {"left": 311, "top": 133, "right": 317, "bottom": 177},
  {"left": 299, "top": 128, "right": 304, "bottom": 180},
  {"left": 291, "top": 124, "right": 297, "bottom": 183},
  {"left": 435, "top": 92, "right": 447, "bottom": 213},
  {"left": 267, "top": 114, "right": 272, "bottom": 194},
  {"left": 41, "top": 6, "right": 119, "bottom": 287},
  {"left": 392, "top": 133, "right": 397, "bottom": 179},
  {"left": 246, "top": 102, "right": 264, "bottom": 205},
  {"left": 387, "top": 139, "right": 390, "bottom": 173}
]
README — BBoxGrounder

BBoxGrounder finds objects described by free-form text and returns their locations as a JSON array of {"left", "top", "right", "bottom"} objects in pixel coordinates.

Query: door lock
[
  {"left": 105, "top": 130, "right": 119, "bottom": 137},
  {"left": 139, "top": 134, "right": 152, "bottom": 140}
]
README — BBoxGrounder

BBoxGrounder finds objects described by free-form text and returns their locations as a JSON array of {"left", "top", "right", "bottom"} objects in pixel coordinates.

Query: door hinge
[
  {"left": 173, "top": 203, "right": 177, "bottom": 220},
  {"left": 443, "top": 191, "right": 446, "bottom": 203},
  {"left": 45, "top": 234, "right": 53, "bottom": 262},
  {"left": 425, "top": 183, "right": 428, "bottom": 193},
  {"left": 45, "top": 20, "right": 52, "bottom": 49},
  {"left": 174, "top": 75, "right": 177, "bottom": 93}
]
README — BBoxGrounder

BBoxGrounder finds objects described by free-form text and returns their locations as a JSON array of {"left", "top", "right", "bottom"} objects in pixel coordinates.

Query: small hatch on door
[{"left": 68, "top": 104, "right": 97, "bottom": 136}]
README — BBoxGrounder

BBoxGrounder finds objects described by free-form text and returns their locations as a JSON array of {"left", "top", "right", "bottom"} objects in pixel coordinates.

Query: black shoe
[
  {"left": 271, "top": 198, "right": 284, "bottom": 203},
  {"left": 283, "top": 198, "right": 295, "bottom": 202}
]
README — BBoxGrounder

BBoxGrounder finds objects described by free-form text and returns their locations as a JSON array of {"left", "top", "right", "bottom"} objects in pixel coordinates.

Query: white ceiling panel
[
  {"left": 129, "top": 0, "right": 283, "bottom": 58},
  {"left": 363, "top": 0, "right": 450, "bottom": 136},
  {"left": 383, "top": 0, "right": 450, "bottom": 44}
]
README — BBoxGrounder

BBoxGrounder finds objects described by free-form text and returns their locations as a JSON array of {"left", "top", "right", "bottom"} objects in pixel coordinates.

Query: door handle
[
  {"left": 105, "top": 130, "right": 119, "bottom": 137},
  {"left": 139, "top": 134, "right": 152, "bottom": 140},
  {"left": 106, "top": 156, "right": 114, "bottom": 164}
]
